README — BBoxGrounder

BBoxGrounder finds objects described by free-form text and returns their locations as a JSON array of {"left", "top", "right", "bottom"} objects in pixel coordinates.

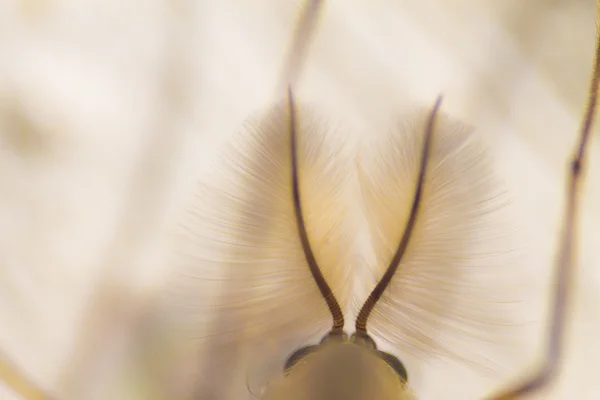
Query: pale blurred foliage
[{"left": 0, "top": 0, "right": 599, "bottom": 399}]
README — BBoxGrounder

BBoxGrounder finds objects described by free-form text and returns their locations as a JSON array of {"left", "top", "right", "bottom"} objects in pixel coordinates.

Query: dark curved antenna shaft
[
  {"left": 287, "top": 87, "right": 345, "bottom": 333},
  {"left": 355, "top": 96, "right": 444, "bottom": 334},
  {"left": 487, "top": 9, "right": 600, "bottom": 400}
]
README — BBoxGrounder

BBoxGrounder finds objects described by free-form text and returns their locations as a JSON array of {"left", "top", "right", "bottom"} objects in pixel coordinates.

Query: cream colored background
[{"left": 0, "top": 0, "right": 599, "bottom": 399}]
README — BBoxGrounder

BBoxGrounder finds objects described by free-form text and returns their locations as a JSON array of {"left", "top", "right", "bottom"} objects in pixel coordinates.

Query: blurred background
[{"left": 0, "top": 0, "right": 599, "bottom": 399}]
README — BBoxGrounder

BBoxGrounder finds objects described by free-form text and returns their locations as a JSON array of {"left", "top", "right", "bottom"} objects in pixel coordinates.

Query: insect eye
[
  {"left": 377, "top": 351, "right": 408, "bottom": 383},
  {"left": 283, "top": 345, "right": 319, "bottom": 373}
]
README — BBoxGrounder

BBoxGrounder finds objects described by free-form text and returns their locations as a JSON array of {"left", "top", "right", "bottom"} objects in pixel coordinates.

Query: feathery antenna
[
  {"left": 355, "top": 95, "right": 444, "bottom": 334},
  {"left": 287, "top": 87, "right": 345, "bottom": 333}
]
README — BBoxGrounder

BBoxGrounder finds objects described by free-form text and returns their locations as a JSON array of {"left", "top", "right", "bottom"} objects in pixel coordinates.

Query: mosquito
[
  {"left": 202, "top": 3, "right": 600, "bottom": 400},
  {"left": 1, "top": 1, "right": 598, "bottom": 400},
  {"left": 169, "top": 1, "right": 600, "bottom": 399}
]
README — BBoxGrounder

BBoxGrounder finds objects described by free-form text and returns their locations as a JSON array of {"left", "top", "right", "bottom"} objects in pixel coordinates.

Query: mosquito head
[
  {"left": 258, "top": 89, "right": 443, "bottom": 400},
  {"left": 261, "top": 330, "right": 412, "bottom": 400}
]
